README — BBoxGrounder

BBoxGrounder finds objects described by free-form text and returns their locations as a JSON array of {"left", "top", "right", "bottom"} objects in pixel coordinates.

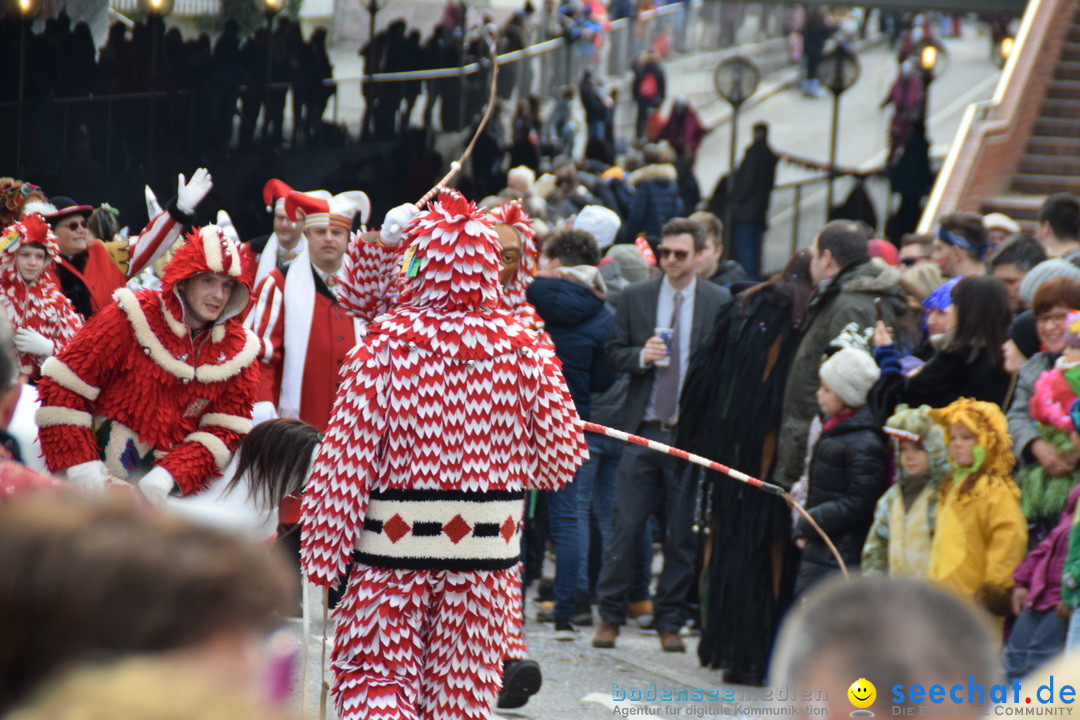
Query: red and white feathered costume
[
  {"left": 35, "top": 226, "right": 261, "bottom": 494},
  {"left": 0, "top": 215, "right": 83, "bottom": 379},
  {"left": 300, "top": 191, "right": 587, "bottom": 720}
]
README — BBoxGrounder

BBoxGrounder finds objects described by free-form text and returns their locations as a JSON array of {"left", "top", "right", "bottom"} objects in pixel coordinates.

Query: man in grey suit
[{"left": 592, "top": 218, "right": 732, "bottom": 652}]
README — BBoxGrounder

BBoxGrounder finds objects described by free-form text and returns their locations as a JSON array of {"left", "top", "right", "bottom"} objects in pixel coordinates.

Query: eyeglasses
[
  {"left": 657, "top": 248, "right": 689, "bottom": 261},
  {"left": 63, "top": 220, "right": 87, "bottom": 231},
  {"left": 1036, "top": 311, "right": 1070, "bottom": 325}
]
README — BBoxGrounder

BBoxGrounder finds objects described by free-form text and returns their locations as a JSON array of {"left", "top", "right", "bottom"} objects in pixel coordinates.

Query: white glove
[
  {"left": 13, "top": 328, "right": 54, "bottom": 357},
  {"left": 66, "top": 460, "right": 111, "bottom": 493},
  {"left": 145, "top": 184, "right": 162, "bottom": 218},
  {"left": 138, "top": 466, "right": 176, "bottom": 507},
  {"left": 252, "top": 400, "right": 279, "bottom": 425},
  {"left": 380, "top": 203, "right": 419, "bottom": 246},
  {"left": 216, "top": 209, "right": 241, "bottom": 245},
  {"left": 176, "top": 168, "right": 213, "bottom": 215}
]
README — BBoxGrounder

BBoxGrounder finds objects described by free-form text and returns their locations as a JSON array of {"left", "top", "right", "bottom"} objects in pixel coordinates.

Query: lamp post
[
  {"left": 13, "top": 0, "right": 44, "bottom": 177},
  {"left": 916, "top": 40, "right": 946, "bottom": 120},
  {"left": 139, "top": 0, "right": 174, "bottom": 164},
  {"left": 818, "top": 46, "right": 860, "bottom": 215},
  {"left": 260, "top": 0, "right": 282, "bottom": 141},
  {"left": 714, "top": 55, "right": 760, "bottom": 249}
]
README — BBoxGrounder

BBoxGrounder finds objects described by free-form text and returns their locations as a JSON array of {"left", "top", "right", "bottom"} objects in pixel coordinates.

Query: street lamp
[
  {"left": 818, "top": 46, "right": 860, "bottom": 214},
  {"left": 915, "top": 40, "right": 946, "bottom": 122},
  {"left": 714, "top": 55, "right": 761, "bottom": 250},
  {"left": 139, "top": 0, "right": 174, "bottom": 163},
  {"left": 11, "top": 0, "right": 44, "bottom": 177},
  {"left": 997, "top": 36, "right": 1015, "bottom": 68},
  {"left": 259, "top": 0, "right": 283, "bottom": 140}
]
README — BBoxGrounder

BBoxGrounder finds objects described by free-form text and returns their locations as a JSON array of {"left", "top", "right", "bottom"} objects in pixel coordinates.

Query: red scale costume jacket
[
  {"left": 0, "top": 215, "right": 83, "bottom": 379},
  {"left": 35, "top": 226, "right": 261, "bottom": 495},
  {"left": 300, "top": 191, "right": 587, "bottom": 720}
]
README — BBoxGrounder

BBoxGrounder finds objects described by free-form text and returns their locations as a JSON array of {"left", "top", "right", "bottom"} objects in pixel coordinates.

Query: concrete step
[
  {"left": 1013, "top": 173, "right": 1080, "bottom": 195},
  {"left": 1033, "top": 117, "right": 1080, "bottom": 138},
  {"left": 1040, "top": 98, "right": 1080, "bottom": 118},
  {"left": 1046, "top": 79, "right": 1080, "bottom": 98},
  {"left": 1063, "top": 41, "right": 1080, "bottom": 63},
  {"left": 1054, "top": 60, "right": 1080, "bottom": 81},
  {"left": 1027, "top": 136, "right": 1080, "bottom": 156},
  {"left": 1018, "top": 154, "right": 1080, "bottom": 177},
  {"left": 979, "top": 195, "right": 1044, "bottom": 226}
]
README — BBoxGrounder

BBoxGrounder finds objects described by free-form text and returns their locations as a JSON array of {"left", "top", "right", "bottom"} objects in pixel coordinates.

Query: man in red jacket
[{"left": 35, "top": 224, "right": 260, "bottom": 503}]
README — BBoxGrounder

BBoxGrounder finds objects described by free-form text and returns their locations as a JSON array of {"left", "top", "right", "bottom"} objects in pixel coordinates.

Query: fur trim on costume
[
  {"left": 40, "top": 357, "right": 100, "bottom": 401},
  {"left": 35, "top": 406, "right": 92, "bottom": 428},
  {"left": 194, "top": 329, "right": 260, "bottom": 383},
  {"left": 199, "top": 412, "right": 253, "bottom": 435},
  {"left": 186, "top": 431, "right": 231, "bottom": 470},
  {"left": 160, "top": 225, "right": 253, "bottom": 319},
  {"left": 159, "top": 295, "right": 189, "bottom": 339}
]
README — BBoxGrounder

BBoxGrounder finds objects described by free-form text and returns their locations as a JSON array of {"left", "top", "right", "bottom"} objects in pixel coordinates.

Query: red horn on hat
[
  {"left": 262, "top": 179, "right": 294, "bottom": 211},
  {"left": 283, "top": 191, "right": 328, "bottom": 223}
]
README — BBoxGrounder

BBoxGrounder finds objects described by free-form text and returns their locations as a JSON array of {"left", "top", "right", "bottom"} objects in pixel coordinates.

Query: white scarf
[
  {"left": 279, "top": 250, "right": 363, "bottom": 419},
  {"left": 255, "top": 233, "right": 307, "bottom": 287}
]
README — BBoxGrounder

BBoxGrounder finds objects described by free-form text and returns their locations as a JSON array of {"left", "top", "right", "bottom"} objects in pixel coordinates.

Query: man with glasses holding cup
[{"left": 592, "top": 217, "right": 731, "bottom": 653}]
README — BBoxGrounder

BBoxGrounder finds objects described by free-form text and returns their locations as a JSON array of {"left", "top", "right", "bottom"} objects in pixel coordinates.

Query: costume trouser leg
[
  {"left": 331, "top": 565, "right": 515, "bottom": 720},
  {"left": 503, "top": 561, "right": 529, "bottom": 662}
]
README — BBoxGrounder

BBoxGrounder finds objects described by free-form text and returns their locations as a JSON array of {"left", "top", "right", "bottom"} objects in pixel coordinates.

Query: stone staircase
[{"left": 981, "top": 8, "right": 1080, "bottom": 226}]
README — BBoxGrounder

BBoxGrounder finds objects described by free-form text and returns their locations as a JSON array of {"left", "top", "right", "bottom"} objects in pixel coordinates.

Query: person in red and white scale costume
[
  {"left": 244, "top": 189, "right": 371, "bottom": 432},
  {"left": 34, "top": 225, "right": 261, "bottom": 503},
  {"left": 43, "top": 168, "right": 215, "bottom": 320},
  {"left": 0, "top": 215, "right": 83, "bottom": 381},
  {"left": 300, "top": 190, "right": 587, "bottom": 720}
]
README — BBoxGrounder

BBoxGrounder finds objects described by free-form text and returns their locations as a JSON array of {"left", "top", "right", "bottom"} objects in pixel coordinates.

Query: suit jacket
[{"left": 605, "top": 277, "right": 732, "bottom": 432}]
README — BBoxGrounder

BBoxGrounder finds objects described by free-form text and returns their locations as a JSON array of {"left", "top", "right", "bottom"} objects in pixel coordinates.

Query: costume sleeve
[
  {"left": 524, "top": 349, "right": 588, "bottom": 492},
  {"left": 861, "top": 487, "right": 895, "bottom": 577},
  {"left": 155, "top": 359, "right": 259, "bottom": 495},
  {"left": 981, "top": 482, "right": 1028, "bottom": 591},
  {"left": 35, "top": 304, "right": 127, "bottom": 472},
  {"left": 338, "top": 235, "right": 407, "bottom": 322},
  {"left": 244, "top": 273, "right": 285, "bottom": 405},
  {"left": 47, "top": 293, "right": 84, "bottom": 350},
  {"left": 127, "top": 201, "right": 190, "bottom": 279},
  {"left": 300, "top": 343, "right": 388, "bottom": 587},
  {"left": 1029, "top": 370, "right": 1073, "bottom": 432}
]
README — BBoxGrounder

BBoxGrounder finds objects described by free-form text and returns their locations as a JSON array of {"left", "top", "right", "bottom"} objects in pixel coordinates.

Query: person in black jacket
[
  {"left": 730, "top": 123, "right": 778, "bottom": 281},
  {"left": 794, "top": 347, "right": 889, "bottom": 596},
  {"left": 526, "top": 227, "right": 616, "bottom": 639},
  {"left": 870, "top": 275, "right": 1014, "bottom": 422}
]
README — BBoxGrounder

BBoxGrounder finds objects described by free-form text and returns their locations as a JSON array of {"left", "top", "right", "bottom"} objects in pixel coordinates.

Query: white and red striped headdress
[{"left": 284, "top": 190, "right": 371, "bottom": 231}]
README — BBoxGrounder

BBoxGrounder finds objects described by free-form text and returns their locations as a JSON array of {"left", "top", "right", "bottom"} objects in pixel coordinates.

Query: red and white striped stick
[{"left": 581, "top": 421, "right": 849, "bottom": 578}]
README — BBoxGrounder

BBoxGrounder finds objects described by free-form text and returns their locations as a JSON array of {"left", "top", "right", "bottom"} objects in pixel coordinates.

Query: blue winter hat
[{"left": 921, "top": 276, "right": 962, "bottom": 314}]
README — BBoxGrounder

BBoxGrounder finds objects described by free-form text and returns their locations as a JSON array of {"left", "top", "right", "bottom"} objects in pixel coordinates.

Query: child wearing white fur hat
[{"left": 793, "top": 347, "right": 890, "bottom": 596}]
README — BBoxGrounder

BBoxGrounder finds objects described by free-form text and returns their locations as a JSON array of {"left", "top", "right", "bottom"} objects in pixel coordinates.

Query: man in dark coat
[
  {"left": 730, "top": 122, "right": 778, "bottom": 281},
  {"left": 527, "top": 227, "right": 616, "bottom": 638},
  {"left": 619, "top": 143, "right": 684, "bottom": 246}
]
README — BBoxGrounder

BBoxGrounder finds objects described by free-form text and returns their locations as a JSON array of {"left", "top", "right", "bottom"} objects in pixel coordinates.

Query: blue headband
[
  {"left": 922, "top": 276, "right": 962, "bottom": 314},
  {"left": 938, "top": 225, "right": 988, "bottom": 261}
]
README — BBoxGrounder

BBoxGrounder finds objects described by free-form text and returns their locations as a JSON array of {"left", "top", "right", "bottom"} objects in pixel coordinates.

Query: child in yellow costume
[{"left": 928, "top": 398, "right": 1027, "bottom": 630}]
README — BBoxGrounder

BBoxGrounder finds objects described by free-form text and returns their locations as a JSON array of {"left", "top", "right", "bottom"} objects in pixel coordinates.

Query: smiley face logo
[{"left": 848, "top": 678, "right": 876, "bottom": 710}]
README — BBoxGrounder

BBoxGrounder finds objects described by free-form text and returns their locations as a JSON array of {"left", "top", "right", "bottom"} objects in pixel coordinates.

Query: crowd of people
[{"left": 0, "top": 154, "right": 1078, "bottom": 717}]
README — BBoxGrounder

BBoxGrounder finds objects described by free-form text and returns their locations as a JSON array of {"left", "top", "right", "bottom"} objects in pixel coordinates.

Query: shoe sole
[
  {"left": 554, "top": 631, "right": 578, "bottom": 641},
  {"left": 497, "top": 661, "right": 543, "bottom": 709}
]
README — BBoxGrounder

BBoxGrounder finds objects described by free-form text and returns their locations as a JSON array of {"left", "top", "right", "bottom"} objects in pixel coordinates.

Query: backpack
[{"left": 638, "top": 69, "right": 659, "bottom": 100}]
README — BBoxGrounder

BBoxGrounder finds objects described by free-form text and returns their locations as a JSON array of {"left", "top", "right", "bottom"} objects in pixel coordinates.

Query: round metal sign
[
  {"left": 818, "top": 47, "right": 860, "bottom": 95},
  {"left": 714, "top": 56, "right": 761, "bottom": 108}
]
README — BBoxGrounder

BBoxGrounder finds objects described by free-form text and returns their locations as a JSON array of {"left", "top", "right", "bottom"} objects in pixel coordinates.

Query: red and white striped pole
[{"left": 581, "top": 421, "right": 848, "bottom": 577}]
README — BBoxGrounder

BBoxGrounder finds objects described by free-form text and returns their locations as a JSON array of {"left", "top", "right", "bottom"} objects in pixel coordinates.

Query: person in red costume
[
  {"left": 300, "top": 189, "right": 587, "bottom": 720},
  {"left": 34, "top": 224, "right": 260, "bottom": 504},
  {"left": 244, "top": 189, "right": 370, "bottom": 431},
  {"left": 43, "top": 168, "right": 215, "bottom": 319},
  {"left": 0, "top": 215, "right": 83, "bottom": 381}
]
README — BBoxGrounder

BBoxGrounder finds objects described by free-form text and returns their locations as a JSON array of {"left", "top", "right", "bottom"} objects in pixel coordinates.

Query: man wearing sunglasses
[{"left": 593, "top": 217, "right": 731, "bottom": 653}]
